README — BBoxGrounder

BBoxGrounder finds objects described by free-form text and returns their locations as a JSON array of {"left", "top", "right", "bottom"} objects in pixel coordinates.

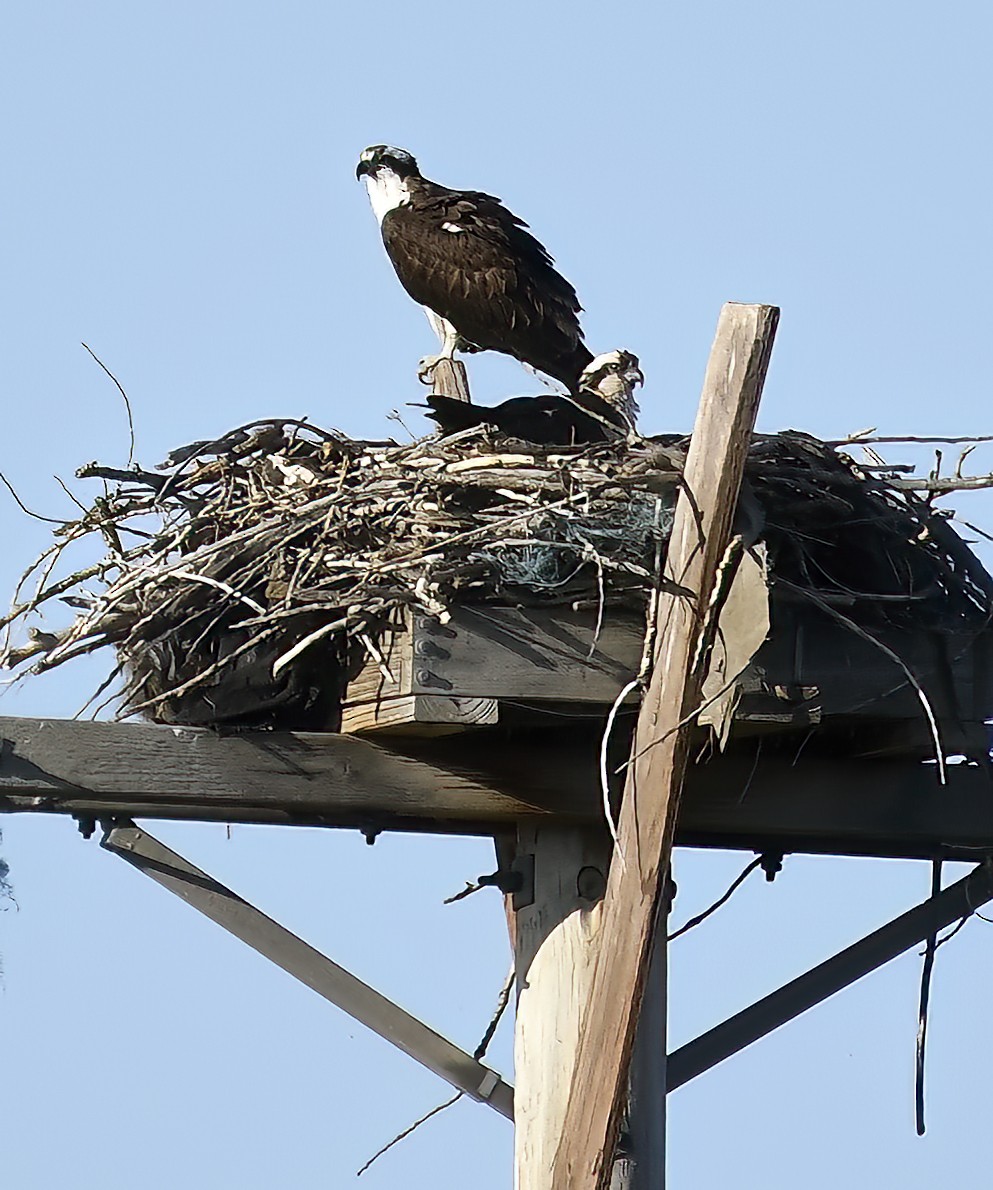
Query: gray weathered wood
[
  {"left": 553, "top": 302, "right": 779, "bottom": 1189},
  {"left": 514, "top": 825, "right": 611, "bottom": 1190},
  {"left": 0, "top": 716, "right": 546, "bottom": 829},
  {"left": 3, "top": 717, "right": 993, "bottom": 859},
  {"left": 612, "top": 900, "right": 668, "bottom": 1190},
  {"left": 432, "top": 358, "right": 472, "bottom": 402},
  {"left": 342, "top": 607, "right": 647, "bottom": 713},
  {"left": 341, "top": 602, "right": 991, "bottom": 744},
  {"left": 103, "top": 824, "right": 513, "bottom": 1118}
]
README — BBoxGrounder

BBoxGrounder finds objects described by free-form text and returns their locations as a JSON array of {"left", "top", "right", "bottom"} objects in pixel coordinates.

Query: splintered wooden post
[
  {"left": 549, "top": 302, "right": 780, "bottom": 1190},
  {"left": 431, "top": 358, "right": 471, "bottom": 402},
  {"left": 514, "top": 825, "right": 612, "bottom": 1190},
  {"left": 611, "top": 893, "right": 670, "bottom": 1190}
]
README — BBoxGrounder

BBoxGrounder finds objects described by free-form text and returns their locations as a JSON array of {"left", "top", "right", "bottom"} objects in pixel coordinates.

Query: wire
[
  {"left": 668, "top": 856, "right": 764, "bottom": 942},
  {"left": 915, "top": 859, "right": 942, "bottom": 1136},
  {"left": 356, "top": 962, "right": 515, "bottom": 1177},
  {"left": 355, "top": 1092, "right": 462, "bottom": 1177}
]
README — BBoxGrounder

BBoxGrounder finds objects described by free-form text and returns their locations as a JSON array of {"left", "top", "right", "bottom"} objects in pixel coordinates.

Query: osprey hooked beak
[
  {"left": 580, "top": 350, "right": 645, "bottom": 392},
  {"left": 355, "top": 145, "right": 420, "bottom": 181},
  {"left": 578, "top": 350, "right": 644, "bottom": 437}
]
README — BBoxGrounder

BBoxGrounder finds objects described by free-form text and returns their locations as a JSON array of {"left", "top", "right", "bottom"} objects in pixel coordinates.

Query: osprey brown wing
[{"left": 381, "top": 183, "right": 592, "bottom": 390}]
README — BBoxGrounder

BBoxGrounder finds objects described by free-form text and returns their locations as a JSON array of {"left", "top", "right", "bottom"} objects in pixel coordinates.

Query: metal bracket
[
  {"left": 100, "top": 822, "right": 513, "bottom": 1119},
  {"left": 478, "top": 853, "right": 535, "bottom": 910}
]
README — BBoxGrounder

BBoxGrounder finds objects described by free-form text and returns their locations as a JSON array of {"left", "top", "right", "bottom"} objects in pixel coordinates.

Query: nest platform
[{"left": 3, "top": 420, "right": 993, "bottom": 765}]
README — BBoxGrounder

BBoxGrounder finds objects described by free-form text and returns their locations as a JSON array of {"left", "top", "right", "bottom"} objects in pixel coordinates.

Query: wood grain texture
[
  {"left": 3, "top": 715, "right": 992, "bottom": 858},
  {"left": 342, "top": 607, "right": 647, "bottom": 709},
  {"left": 0, "top": 715, "right": 545, "bottom": 828},
  {"left": 341, "top": 599, "right": 990, "bottom": 741},
  {"left": 432, "top": 358, "right": 472, "bottom": 402},
  {"left": 426, "top": 607, "right": 646, "bottom": 701},
  {"left": 551, "top": 302, "right": 780, "bottom": 1189},
  {"left": 612, "top": 915, "right": 668, "bottom": 1190},
  {"left": 514, "top": 826, "right": 611, "bottom": 1190},
  {"left": 342, "top": 693, "right": 499, "bottom": 735}
]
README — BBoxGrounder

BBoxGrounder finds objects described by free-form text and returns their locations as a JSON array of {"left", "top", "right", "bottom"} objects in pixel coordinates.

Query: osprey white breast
[{"left": 362, "top": 168, "right": 411, "bottom": 226}]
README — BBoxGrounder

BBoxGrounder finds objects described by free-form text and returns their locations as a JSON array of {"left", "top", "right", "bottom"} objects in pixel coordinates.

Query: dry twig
[{"left": 1, "top": 424, "right": 990, "bottom": 733}]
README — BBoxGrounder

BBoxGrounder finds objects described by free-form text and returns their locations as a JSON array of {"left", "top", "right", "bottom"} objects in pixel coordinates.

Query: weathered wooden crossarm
[
  {"left": 0, "top": 716, "right": 553, "bottom": 832},
  {"left": 3, "top": 717, "right": 993, "bottom": 860}
]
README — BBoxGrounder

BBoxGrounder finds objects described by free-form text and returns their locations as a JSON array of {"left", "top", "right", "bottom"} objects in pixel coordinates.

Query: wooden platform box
[{"left": 342, "top": 601, "right": 993, "bottom": 760}]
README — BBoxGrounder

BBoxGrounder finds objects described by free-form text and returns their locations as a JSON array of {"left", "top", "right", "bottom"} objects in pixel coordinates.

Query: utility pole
[{"left": 545, "top": 303, "right": 780, "bottom": 1190}]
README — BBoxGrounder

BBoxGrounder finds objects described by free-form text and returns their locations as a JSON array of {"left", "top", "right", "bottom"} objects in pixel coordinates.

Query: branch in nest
[
  {"left": 2, "top": 627, "right": 69, "bottom": 668},
  {"left": 4, "top": 421, "right": 992, "bottom": 737},
  {"left": 826, "top": 434, "right": 993, "bottom": 447},
  {"left": 892, "top": 473, "right": 993, "bottom": 494},
  {"left": 76, "top": 463, "right": 170, "bottom": 493}
]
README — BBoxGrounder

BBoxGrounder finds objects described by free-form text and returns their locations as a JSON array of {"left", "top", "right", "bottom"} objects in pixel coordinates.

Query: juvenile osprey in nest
[
  {"left": 356, "top": 145, "right": 593, "bottom": 391},
  {"left": 425, "top": 350, "right": 644, "bottom": 446}
]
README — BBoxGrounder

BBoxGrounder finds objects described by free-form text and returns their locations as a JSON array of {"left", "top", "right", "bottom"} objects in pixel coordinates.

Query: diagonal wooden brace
[
  {"left": 667, "top": 860, "right": 993, "bottom": 1091},
  {"left": 101, "top": 823, "right": 513, "bottom": 1119}
]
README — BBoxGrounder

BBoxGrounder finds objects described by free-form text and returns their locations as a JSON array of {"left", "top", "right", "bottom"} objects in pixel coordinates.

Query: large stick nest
[{"left": 3, "top": 420, "right": 992, "bottom": 728}]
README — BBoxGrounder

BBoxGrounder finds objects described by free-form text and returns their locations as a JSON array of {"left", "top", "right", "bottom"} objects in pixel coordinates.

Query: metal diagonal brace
[
  {"left": 667, "top": 860, "right": 993, "bottom": 1092},
  {"left": 101, "top": 823, "right": 513, "bottom": 1120}
]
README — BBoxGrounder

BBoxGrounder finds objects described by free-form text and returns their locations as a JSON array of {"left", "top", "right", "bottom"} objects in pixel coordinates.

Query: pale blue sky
[{"left": 2, "top": 2, "right": 993, "bottom": 1187}]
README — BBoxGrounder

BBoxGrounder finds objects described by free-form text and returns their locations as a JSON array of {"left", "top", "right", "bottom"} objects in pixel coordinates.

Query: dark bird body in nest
[
  {"left": 130, "top": 616, "right": 347, "bottom": 730},
  {"left": 426, "top": 350, "right": 645, "bottom": 446},
  {"left": 357, "top": 145, "right": 599, "bottom": 392}
]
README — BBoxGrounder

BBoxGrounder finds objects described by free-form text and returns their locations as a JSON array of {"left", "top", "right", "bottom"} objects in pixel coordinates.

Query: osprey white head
[
  {"left": 356, "top": 145, "right": 419, "bottom": 225},
  {"left": 579, "top": 350, "right": 644, "bottom": 434}
]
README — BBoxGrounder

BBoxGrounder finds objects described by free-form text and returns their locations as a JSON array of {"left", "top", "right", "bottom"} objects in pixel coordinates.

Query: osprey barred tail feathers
[{"left": 356, "top": 145, "right": 594, "bottom": 392}]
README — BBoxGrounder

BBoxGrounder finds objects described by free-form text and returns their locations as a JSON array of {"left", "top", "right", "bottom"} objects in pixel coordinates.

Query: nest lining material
[{"left": 2, "top": 420, "right": 992, "bottom": 728}]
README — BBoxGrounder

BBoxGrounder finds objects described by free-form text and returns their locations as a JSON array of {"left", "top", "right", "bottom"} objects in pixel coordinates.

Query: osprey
[
  {"left": 356, "top": 145, "right": 593, "bottom": 391},
  {"left": 425, "top": 350, "right": 644, "bottom": 446}
]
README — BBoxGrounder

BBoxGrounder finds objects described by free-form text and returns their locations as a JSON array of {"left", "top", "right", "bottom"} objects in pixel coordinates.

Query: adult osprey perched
[
  {"left": 425, "top": 350, "right": 645, "bottom": 446},
  {"left": 356, "top": 145, "right": 593, "bottom": 391}
]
